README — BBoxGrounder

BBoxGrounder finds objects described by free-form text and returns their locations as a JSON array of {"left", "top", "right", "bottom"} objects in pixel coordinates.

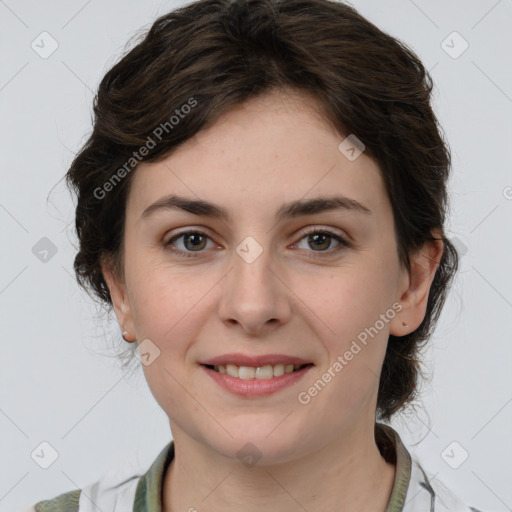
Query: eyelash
[{"left": 163, "top": 227, "right": 351, "bottom": 259}]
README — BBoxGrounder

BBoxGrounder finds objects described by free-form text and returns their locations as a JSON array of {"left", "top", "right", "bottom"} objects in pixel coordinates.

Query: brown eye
[
  {"left": 295, "top": 228, "right": 350, "bottom": 257},
  {"left": 164, "top": 230, "right": 213, "bottom": 257},
  {"left": 306, "top": 232, "right": 332, "bottom": 251}
]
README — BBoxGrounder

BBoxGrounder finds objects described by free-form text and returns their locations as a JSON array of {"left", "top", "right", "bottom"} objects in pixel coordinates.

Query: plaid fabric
[{"left": 17, "top": 424, "right": 482, "bottom": 511}]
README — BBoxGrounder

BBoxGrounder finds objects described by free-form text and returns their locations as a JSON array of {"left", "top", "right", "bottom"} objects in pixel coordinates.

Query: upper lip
[{"left": 199, "top": 353, "right": 313, "bottom": 367}]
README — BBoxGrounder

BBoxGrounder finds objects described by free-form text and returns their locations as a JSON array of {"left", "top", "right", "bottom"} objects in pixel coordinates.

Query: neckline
[{"left": 134, "top": 423, "right": 412, "bottom": 512}]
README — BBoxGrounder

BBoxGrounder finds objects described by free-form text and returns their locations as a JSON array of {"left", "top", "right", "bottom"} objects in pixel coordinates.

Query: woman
[{"left": 20, "top": 0, "right": 482, "bottom": 510}]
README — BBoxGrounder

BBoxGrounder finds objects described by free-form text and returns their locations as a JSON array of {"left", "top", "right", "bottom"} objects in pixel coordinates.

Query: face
[{"left": 104, "top": 88, "right": 439, "bottom": 464}]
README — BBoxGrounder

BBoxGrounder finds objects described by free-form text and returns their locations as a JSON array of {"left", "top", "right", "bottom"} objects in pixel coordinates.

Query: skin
[{"left": 102, "top": 88, "right": 443, "bottom": 512}]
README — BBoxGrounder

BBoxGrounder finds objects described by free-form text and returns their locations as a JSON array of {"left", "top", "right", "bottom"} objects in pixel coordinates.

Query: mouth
[
  {"left": 200, "top": 361, "right": 314, "bottom": 397},
  {"left": 201, "top": 363, "right": 314, "bottom": 380}
]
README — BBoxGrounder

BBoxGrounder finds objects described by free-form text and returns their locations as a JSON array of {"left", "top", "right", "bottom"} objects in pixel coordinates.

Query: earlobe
[
  {"left": 391, "top": 229, "right": 444, "bottom": 336},
  {"left": 100, "top": 255, "right": 136, "bottom": 342}
]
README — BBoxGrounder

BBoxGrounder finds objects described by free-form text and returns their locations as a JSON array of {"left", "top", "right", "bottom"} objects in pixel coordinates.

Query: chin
[{"left": 201, "top": 428, "right": 306, "bottom": 467}]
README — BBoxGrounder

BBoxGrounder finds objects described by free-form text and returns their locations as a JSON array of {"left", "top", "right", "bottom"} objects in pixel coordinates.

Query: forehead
[{"left": 126, "top": 89, "right": 389, "bottom": 224}]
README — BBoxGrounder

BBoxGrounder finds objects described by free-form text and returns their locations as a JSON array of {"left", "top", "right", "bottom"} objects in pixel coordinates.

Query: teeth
[
  {"left": 226, "top": 364, "right": 239, "bottom": 378},
  {"left": 213, "top": 363, "right": 306, "bottom": 379},
  {"left": 238, "top": 366, "right": 255, "bottom": 379},
  {"left": 255, "top": 366, "right": 273, "bottom": 379}
]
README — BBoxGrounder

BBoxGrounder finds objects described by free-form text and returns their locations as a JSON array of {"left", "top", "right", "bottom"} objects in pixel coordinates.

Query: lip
[
  {"left": 201, "top": 363, "right": 314, "bottom": 397},
  {"left": 199, "top": 353, "right": 313, "bottom": 367}
]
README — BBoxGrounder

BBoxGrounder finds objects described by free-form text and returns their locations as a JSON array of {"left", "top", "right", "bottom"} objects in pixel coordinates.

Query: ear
[
  {"left": 101, "top": 254, "right": 136, "bottom": 342},
  {"left": 390, "top": 228, "right": 444, "bottom": 337}
]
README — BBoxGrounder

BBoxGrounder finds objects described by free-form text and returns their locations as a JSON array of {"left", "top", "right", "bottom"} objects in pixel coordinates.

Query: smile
[
  {"left": 200, "top": 363, "right": 314, "bottom": 397},
  {"left": 203, "top": 363, "right": 313, "bottom": 380},
  {"left": 205, "top": 363, "right": 312, "bottom": 380}
]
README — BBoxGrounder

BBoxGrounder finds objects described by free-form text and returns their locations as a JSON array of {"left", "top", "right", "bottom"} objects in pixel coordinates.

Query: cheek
[
  {"left": 293, "top": 261, "right": 395, "bottom": 383},
  {"left": 127, "top": 262, "right": 220, "bottom": 354},
  {"left": 128, "top": 269, "right": 205, "bottom": 415},
  {"left": 295, "top": 263, "right": 392, "bottom": 334}
]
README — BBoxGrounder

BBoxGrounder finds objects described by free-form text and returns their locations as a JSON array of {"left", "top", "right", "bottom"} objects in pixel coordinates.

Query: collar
[
  {"left": 132, "top": 423, "right": 412, "bottom": 512},
  {"left": 380, "top": 423, "right": 413, "bottom": 511},
  {"left": 133, "top": 438, "right": 174, "bottom": 512}
]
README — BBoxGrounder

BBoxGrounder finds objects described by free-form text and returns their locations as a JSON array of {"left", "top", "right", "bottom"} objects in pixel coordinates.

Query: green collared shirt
[{"left": 27, "top": 424, "right": 479, "bottom": 512}]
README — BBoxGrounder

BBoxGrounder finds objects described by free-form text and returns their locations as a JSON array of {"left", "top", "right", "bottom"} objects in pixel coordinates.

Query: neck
[{"left": 163, "top": 421, "right": 396, "bottom": 512}]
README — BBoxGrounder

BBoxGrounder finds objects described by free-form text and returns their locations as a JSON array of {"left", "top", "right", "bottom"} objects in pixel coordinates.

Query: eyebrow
[{"left": 141, "top": 194, "right": 372, "bottom": 222}]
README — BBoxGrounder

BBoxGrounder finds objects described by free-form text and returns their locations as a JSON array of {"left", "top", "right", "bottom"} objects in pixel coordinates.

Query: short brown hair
[{"left": 65, "top": 0, "right": 459, "bottom": 423}]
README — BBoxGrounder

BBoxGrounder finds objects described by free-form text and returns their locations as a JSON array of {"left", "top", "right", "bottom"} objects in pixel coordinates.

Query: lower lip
[{"left": 200, "top": 364, "right": 313, "bottom": 397}]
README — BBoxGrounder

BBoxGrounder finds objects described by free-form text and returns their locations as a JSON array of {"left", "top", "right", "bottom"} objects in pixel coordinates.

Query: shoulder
[
  {"left": 10, "top": 489, "right": 80, "bottom": 512},
  {"left": 379, "top": 423, "right": 486, "bottom": 512},
  {"left": 34, "top": 489, "right": 81, "bottom": 512},
  {"left": 409, "top": 456, "right": 485, "bottom": 512},
  {"left": 21, "top": 440, "right": 173, "bottom": 512},
  {"left": 25, "top": 467, "right": 143, "bottom": 512}
]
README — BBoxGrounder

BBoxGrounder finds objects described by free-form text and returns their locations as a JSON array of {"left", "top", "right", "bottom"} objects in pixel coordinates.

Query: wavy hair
[{"left": 65, "top": 0, "right": 459, "bottom": 427}]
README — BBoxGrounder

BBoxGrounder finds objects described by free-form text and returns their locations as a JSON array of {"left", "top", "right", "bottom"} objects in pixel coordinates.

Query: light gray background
[{"left": 1, "top": 0, "right": 511, "bottom": 510}]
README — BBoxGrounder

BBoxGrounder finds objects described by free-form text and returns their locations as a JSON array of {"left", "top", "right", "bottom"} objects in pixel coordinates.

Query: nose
[{"left": 217, "top": 240, "right": 292, "bottom": 335}]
